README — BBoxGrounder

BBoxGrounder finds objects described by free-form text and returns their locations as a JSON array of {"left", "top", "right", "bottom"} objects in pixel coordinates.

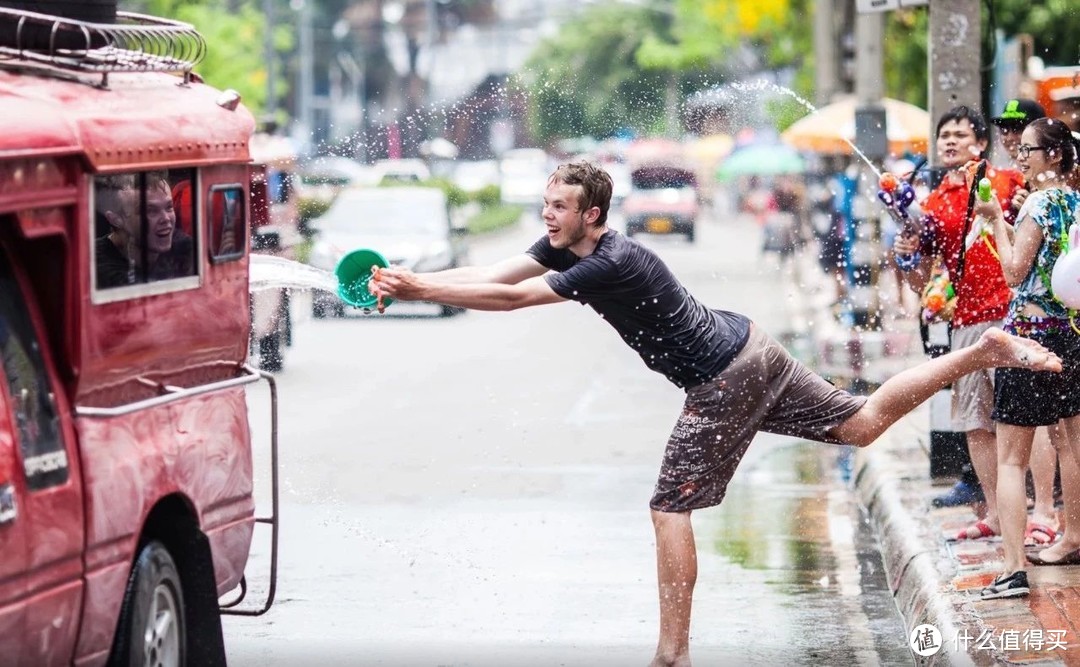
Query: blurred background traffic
[{"left": 116, "top": 0, "right": 1080, "bottom": 372}]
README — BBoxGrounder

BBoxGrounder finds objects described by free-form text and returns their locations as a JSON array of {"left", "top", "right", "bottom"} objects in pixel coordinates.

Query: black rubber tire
[
  {"left": 108, "top": 541, "right": 186, "bottom": 667},
  {"left": 258, "top": 332, "right": 283, "bottom": 372},
  {"left": 440, "top": 304, "right": 464, "bottom": 318}
]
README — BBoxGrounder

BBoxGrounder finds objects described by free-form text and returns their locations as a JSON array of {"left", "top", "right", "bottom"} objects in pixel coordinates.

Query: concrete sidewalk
[
  {"left": 776, "top": 242, "right": 1080, "bottom": 665},
  {"left": 854, "top": 408, "right": 1080, "bottom": 666}
]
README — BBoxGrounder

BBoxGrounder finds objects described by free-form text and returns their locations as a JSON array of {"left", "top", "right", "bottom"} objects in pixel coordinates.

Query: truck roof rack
[{"left": 0, "top": 8, "right": 205, "bottom": 85}]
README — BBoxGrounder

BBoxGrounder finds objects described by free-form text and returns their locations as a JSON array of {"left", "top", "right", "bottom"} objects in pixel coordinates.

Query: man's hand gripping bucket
[{"left": 335, "top": 248, "right": 392, "bottom": 312}]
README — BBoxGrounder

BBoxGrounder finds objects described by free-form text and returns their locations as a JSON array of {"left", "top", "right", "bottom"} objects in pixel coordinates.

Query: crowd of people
[{"left": 886, "top": 99, "right": 1080, "bottom": 600}]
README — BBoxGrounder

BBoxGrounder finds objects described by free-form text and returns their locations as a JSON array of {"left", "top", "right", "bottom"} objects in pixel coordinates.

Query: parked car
[
  {"left": 373, "top": 158, "right": 431, "bottom": 184},
  {"left": 297, "top": 156, "right": 376, "bottom": 203},
  {"left": 499, "top": 148, "right": 551, "bottom": 205},
  {"left": 308, "top": 187, "right": 469, "bottom": 317},
  {"left": 452, "top": 159, "right": 500, "bottom": 192},
  {"left": 622, "top": 164, "right": 700, "bottom": 243}
]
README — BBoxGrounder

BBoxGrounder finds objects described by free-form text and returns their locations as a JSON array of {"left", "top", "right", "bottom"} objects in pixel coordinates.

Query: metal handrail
[
  {"left": 0, "top": 8, "right": 205, "bottom": 77},
  {"left": 74, "top": 365, "right": 260, "bottom": 418},
  {"left": 220, "top": 366, "right": 280, "bottom": 616}
]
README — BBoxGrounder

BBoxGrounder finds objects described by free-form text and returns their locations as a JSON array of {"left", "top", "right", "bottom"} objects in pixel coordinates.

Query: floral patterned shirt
[{"left": 1010, "top": 187, "right": 1080, "bottom": 321}]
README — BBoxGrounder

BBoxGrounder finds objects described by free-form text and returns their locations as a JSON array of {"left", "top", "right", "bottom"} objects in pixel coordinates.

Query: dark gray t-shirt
[{"left": 527, "top": 230, "right": 750, "bottom": 389}]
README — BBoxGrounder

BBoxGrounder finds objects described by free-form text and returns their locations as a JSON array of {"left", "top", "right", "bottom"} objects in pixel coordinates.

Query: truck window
[
  {"left": 209, "top": 185, "right": 245, "bottom": 263},
  {"left": 93, "top": 168, "right": 198, "bottom": 290},
  {"left": 0, "top": 252, "right": 66, "bottom": 491}
]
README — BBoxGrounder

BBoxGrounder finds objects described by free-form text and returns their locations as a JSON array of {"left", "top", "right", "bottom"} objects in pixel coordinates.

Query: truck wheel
[
  {"left": 109, "top": 541, "right": 186, "bottom": 667},
  {"left": 258, "top": 332, "right": 283, "bottom": 372}
]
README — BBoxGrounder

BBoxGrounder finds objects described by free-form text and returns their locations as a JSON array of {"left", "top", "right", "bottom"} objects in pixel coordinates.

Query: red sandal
[{"left": 954, "top": 521, "right": 998, "bottom": 541}]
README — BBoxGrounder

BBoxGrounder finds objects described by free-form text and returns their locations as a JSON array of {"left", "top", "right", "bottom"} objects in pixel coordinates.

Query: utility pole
[
  {"left": 263, "top": 0, "right": 276, "bottom": 123},
  {"left": 854, "top": 12, "right": 885, "bottom": 107},
  {"left": 813, "top": 0, "right": 838, "bottom": 106},
  {"left": 848, "top": 10, "right": 887, "bottom": 331},
  {"left": 295, "top": 0, "right": 314, "bottom": 151},
  {"left": 927, "top": 0, "right": 981, "bottom": 167}
]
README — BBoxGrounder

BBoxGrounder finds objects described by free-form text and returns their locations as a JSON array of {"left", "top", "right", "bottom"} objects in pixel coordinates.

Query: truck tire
[
  {"left": 109, "top": 541, "right": 186, "bottom": 667},
  {"left": 258, "top": 331, "right": 283, "bottom": 372}
]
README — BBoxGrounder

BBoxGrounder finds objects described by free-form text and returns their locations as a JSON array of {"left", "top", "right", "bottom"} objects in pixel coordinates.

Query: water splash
[
  {"left": 730, "top": 79, "right": 885, "bottom": 179},
  {"left": 249, "top": 254, "right": 338, "bottom": 293}
]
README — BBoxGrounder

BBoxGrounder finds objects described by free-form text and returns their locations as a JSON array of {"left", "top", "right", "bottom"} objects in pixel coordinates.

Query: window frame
[{"left": 89, "top": 168, "right": 202, "bottom": 304}]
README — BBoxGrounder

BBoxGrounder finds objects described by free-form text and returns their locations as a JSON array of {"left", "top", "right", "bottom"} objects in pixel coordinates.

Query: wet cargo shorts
[{"left": 650, "top": 324, "right": 867, "bottom": 513}]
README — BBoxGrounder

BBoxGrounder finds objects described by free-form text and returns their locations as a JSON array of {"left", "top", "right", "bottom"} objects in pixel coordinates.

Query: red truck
[{"left": 0, "top": 6, "right": 279, "bottom": 666}]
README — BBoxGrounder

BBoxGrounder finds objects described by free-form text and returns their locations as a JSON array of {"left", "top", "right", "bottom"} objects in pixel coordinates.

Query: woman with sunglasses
[{"left": 975, "top": 117, "right": 1080, "bottom": 599}]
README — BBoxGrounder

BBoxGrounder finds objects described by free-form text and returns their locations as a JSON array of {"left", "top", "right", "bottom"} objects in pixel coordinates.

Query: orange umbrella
[{"left": 781, "top": 96, "right": 930, "bottom": 156}]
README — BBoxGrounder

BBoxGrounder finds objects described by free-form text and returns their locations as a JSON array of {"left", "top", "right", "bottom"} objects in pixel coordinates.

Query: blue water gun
[{"left": 877, "top": 172, "right": 920, "bottom": 271}]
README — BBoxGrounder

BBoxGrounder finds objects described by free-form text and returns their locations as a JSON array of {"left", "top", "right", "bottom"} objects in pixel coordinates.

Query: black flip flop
[{"left": 1028, "top": 548, "right": 1080, "bottom": 566}]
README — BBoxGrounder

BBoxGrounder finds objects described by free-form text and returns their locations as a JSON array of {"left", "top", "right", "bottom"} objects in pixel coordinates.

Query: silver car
[{"left": 308, "top": 186, "right": 469, "bottom": 317}]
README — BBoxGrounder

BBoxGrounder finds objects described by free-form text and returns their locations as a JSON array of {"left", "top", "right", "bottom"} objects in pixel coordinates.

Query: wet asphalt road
[{"left": 225, "top": 204, "right": 912, "bottom": 666}]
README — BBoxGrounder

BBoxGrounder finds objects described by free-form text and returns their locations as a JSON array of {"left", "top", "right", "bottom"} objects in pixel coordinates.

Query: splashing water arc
[{"left": 730, "top": 80, "right": 885, "bottom": 179}]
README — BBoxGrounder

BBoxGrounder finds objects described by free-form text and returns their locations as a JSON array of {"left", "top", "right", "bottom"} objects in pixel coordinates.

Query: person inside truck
[{"left": 94, "top": 171, "right": 195, "bottom": 288}]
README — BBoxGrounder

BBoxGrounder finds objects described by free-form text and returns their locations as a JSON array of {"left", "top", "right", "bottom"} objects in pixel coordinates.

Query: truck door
[
  {"left": 0, "top": 388, "right": 29, "bottom": 665},
  {"left": 0, "top": 246, "right": 83, "bottom": 665}
]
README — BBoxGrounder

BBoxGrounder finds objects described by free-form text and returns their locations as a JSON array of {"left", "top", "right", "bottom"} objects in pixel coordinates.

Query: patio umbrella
[
  {"left": 780, "top": 96, "right": 930, "bottom": 156},
  {"left": 715, "top": 143, "right": 805, "bottom": 181}
]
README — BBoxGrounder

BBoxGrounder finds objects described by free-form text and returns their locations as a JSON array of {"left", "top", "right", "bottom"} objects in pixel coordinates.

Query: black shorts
[{"left": 993, "top": 327, "right": 1080, "bottom": 427}]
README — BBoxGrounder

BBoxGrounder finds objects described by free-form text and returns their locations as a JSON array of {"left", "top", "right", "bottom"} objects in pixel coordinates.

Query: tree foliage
[
  {"left": 992, "top": 0, "right": 1080, "bottom": 67},
  {"left": 120, "top": 1, "right": 293, "bottom": 119},
  {"left": 521, "top": 4, "right": 674, "bottom": 143}
]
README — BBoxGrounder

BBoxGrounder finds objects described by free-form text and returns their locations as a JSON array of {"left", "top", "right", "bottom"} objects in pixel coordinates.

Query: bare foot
[
  {"left": 977, "top": 329, "right": 1063, "bottom": 372},
  {"left": 649, "top": 654, "right": 691, "bottom": 667}
]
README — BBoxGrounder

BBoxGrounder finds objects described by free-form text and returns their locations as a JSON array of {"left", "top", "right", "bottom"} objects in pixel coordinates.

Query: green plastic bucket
[{"left": 335, "top": 248, "right": 392, "bottom": 309}]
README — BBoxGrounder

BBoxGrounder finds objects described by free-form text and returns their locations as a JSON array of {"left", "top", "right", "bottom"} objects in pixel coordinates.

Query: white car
[
  {"left": 373, "top": 158, "right": 431, "bottom": 184},
  {"left": 307, "top": 187, "right": 468, "bottom": 317},
  {"left": 499, "top": 148, "right": 551, "bottom": 206}
]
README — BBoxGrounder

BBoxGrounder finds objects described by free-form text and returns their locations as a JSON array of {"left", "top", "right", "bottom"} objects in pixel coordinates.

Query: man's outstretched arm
[
  {"left": 374, "top": 268, "right": 565, "bottom": 312},
  {"left": 420, "top": 254, "right": 549, "bottom": 285}
]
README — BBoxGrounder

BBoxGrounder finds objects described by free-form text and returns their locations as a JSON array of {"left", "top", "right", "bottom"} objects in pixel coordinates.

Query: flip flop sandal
[
  {"left": 1025, "top": 522, "right": 1058, "bottom": 547},
  {"left": 1027, "top": 548, "right": 1080, "bottom": 566},
  {"left": 954, "top": 520, "right": 998, "bottom": 541}
]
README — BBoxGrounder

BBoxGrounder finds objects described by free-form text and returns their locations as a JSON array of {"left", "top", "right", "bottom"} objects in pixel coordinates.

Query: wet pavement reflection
[{"left": 690, "top": 438, "right": 913, "bottom": 665}]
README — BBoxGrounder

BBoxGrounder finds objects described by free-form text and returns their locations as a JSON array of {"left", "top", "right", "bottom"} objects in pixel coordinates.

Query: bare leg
[
  {"left": 1028, "top": 427, "right": 1059, "bottom": 539},
  {"left": 650, "top": 510, "right": 696, "bottom": 667},
  {"left": 997, "top": 424, "right": 1036, "bottom": 574},
  {"left": 830, "top": 329, "right": 1061, "bottom": 446},
  {"left": 958, "top": 428, "right": 1000, "bottom": 536},
  {"left": 1035, "top": 417, "right": 1080, "bottom": 561}
]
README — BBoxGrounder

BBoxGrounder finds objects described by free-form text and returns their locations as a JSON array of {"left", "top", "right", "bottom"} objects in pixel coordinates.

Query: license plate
[{"left": 646, "top": 217, "right": 672, "bottom": 233}]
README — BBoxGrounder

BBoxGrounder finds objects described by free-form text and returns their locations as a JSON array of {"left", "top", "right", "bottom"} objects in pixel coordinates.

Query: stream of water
[
  {"left": 249, "top": 254, "right": 338, "bottom": 293},
  {"left": 731, "top": 79, "right": 887, "bottom": 179}
]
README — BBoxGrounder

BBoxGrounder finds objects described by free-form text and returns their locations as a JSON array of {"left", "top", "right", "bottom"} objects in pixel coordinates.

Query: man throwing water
[{"left": 370, "top": 161, "right": 1060, "bottom": 667}]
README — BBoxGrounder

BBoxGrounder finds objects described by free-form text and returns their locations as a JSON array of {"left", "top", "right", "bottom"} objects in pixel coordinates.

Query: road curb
[{"left": 852, "top": 412, "right": 978, "bottom": 666}]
